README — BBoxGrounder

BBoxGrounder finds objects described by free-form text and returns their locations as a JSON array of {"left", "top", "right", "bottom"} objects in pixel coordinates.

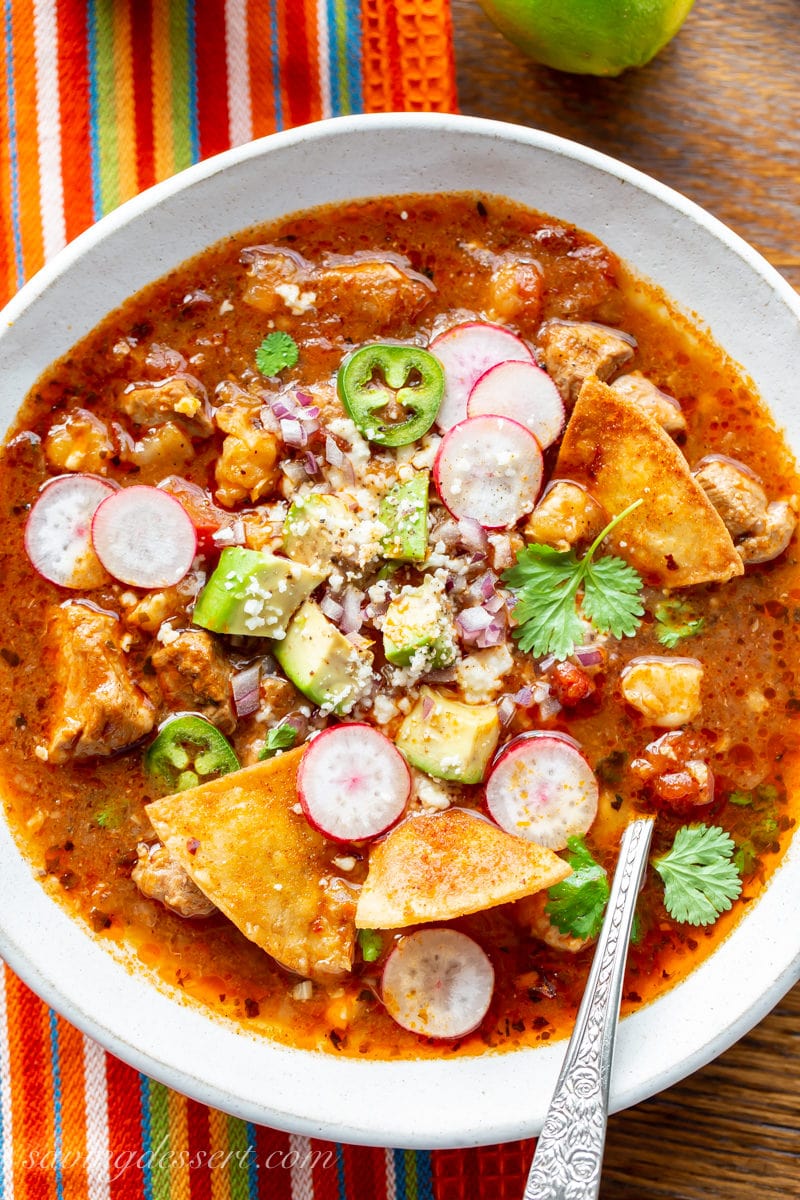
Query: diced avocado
[
  {"left": 395, "top": 686, "right": 500, "bottom": 784},
  {"left": 382, "top": 576, "right": 457, "bottom": 670},
  {"left": 274, "top": 599, "right": 373, "bottom": 715},
  {"left": 380, "top": 472, "right": 429, "bottom": 561},
  {"left": 282, "top": 493, "right": 356, "bottom": 573},
  {"left": 192, "top": 547, "right": 323, "bottom": 638}
]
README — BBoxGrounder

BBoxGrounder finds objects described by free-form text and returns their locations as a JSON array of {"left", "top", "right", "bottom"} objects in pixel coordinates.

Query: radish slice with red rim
[
  {"left": 298, "top": 724, "right": 410, "bottom": 843},
  {"left": 433, "top": 415, "right": 543, "bottom": 529},
  {"left": 486, "top": 733, "right": 599, "bottom": 850},
  {"left": 91, "top": 485, "right": 197, "bottom": 588},
  {"left": 381, "top": 928, "right": 494, "bottom": 1039},
  {"left": 467, "top": 359, "right": 565, "bottom": 449},
  {"left": 24, "top": 473, "right": 117, "bottom": 589},
  {"left": 430, "top": 321, "right": 534, "bottom": 432}
]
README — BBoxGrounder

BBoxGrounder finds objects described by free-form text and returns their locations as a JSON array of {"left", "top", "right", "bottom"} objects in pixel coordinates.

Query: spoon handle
[{"left": 523, "top": 817, "right": 655, "bottom": 1200}]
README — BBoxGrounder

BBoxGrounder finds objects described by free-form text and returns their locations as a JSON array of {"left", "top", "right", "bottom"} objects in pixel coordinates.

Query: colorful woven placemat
[{"left": 0, "top": 2, "right": 535, "bottom": 1196}]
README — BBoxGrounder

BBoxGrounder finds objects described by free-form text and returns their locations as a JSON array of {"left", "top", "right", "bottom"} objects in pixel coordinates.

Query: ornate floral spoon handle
[{"left": 523, "top": 817, "right": 655, "bottom": 1200}]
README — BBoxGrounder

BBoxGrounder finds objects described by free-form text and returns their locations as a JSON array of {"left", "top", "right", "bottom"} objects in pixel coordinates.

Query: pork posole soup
[{"left": 1, "top": 193, "right": 798, "bottom": 1057}]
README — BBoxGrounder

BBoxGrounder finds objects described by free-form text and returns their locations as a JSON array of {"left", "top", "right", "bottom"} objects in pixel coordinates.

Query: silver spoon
[{"left": 523, "top": 816, "right": 655, "bottom": 1200}]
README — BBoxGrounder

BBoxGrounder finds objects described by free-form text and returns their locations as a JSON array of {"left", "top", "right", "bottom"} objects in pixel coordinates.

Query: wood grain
[
  {"left": 452, "top": 0, "right": 800, "bottom": 289},
  {"left": 451, "top": 2, "right": 800, "bottom": 1194}
]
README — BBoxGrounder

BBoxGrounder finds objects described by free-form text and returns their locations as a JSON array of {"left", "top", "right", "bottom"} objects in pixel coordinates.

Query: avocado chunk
[
  {"left": 192, "top": 547, "right": 323, "bottom": 638},
  {"left": 283, "top": 493, "right": 357, "bottom": 573},
  {"left": 274, "top": 599, "right": 373, "bottom": 715},
  {"left": 395, "top": 686, "right": 500, "bottom": 784},
  {"left": 382, "top": 576, "right": 457, "bottom": 670},
  {"left": 380, "top": 472, "right": 429, "bottom": 561}
]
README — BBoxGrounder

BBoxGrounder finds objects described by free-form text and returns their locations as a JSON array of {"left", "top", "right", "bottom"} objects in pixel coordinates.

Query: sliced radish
[
  {"left": 486, "top": 732, "right": 598, "bottom": 850},
  {"left": 468, "top": 360, "right": 565, "bottom": 450},
  {"left": 298, "top": 724, "right": 410, "bottom": 843},
  {"left": 91, "top": 485, "right": 197, "bottom": 588},
  {"left": 433, "top": 415, "right": 543, "bottom": 529},
  {"left": 382, "top": 929, "right": 494, "bottom": 1039},
  {"left": 430, "top": 321, "right": 534, "bottom": 432},
  {"left": 24, "top": 474, "right": 117, "bottom": 589}
]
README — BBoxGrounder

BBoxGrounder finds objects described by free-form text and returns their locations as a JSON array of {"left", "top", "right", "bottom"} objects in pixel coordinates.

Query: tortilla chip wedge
[
  {"left": 555, "top": 377, "right": 743, "bottom": 587},
  {"left": 355, "top": 808, "right": 571, "bottom": 930},
  {"left": 146, "top": 747, "right": 356, "bottom": 981}
]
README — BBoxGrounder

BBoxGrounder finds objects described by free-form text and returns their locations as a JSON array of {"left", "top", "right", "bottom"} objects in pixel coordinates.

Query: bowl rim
[{"left": 1, "top": 111, "right": 799, "bottom": 1148}]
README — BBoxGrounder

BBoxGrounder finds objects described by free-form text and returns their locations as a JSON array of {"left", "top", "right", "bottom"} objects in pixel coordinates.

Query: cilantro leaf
[
  {"left": 545, "top": 836, "right": 610, "bottom": 940},
  {"left": 358, "top": 929, "right": 383, "bottom": 963},
  {"left": 255, "top": 331, "right": 299, "bottom": 376},
  {"left": 581, "top": 554, "right": 645, "bottom": 638},
  {"left": 259, "top": 723, "right": 298, "bottom": 760},
  {"left": 653, "top": 599, "right": 705, "bottom": 649},
  {"left": 502, "top": 500, "right": 645, "bottom": 660},
  {"left": 653, "top": 824, "right": 742, "bottom": 926}
]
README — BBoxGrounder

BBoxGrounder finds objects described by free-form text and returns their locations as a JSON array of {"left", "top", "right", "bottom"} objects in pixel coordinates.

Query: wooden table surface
[{"left": 451, "top": 1, "right": 800, "bottom": 1195}]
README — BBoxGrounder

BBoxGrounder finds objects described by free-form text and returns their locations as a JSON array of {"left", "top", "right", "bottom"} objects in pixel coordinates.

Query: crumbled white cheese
[
  {"left": 274, "top": 281, "right": 317, "bottom": 315},
  {"left": 333, "top": 856, "right": 357, "bottom": 872},
  {"left": 155, "top": 622, "right": 181, "bottom": 646},
  {"left": 411, "top": 770, "right": 462, "bottom": 812},
  {"left": 219, "top": 298, "right": 234, "bottom": 315},
  {"left": 34, "top": 745, "right": 49, "bottom": 762},
  {"left": 372, "top": 693, "right": 399, "bottom": 726},
  {"left": 327, "top": 417, "right": 372, "bottom": 475},
  {"left": 456, "top": 645, "right": 514, "bottom": 704}
]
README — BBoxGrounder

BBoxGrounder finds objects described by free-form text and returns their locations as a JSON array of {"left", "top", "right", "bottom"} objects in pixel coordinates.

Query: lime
[{"left": 476, "top": 0, "right": 695, "bottom": 76}]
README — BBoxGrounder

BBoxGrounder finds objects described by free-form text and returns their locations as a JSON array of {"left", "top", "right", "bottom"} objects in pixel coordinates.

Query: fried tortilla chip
[
  {"left": 555, "top": 377, "right": 743, "bottom": 587},
  {"left": 355, "top": 808, "right": 571, "bottom": 930},
  {"left": 146, "top": 747, "right": 356, "bottom": 981}
]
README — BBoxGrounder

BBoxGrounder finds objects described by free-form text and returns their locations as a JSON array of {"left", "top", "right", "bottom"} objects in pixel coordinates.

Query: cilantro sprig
[
  {"left": 358, "top": 929, "right": 384, "bottom": 963},
  {"left": 653, "top": 598, "right": 705, "bottom": 649},
  {"left": 653, "top": 824, "right": 742, "bottom": 926},
  {"left": 259, "top": 723, "right": 299, "bottom": 760},
  {"left": 502, "top": 500, "right": 645, "bottom": 660},
  {"left": 256, "top": 331, "right": 299, "bottom": 376},
  {"left": 546, "top": 836, "right": 610, "bottom": 940}
]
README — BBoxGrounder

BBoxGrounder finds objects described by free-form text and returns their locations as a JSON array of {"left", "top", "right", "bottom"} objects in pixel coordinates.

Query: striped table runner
[{"left": 0, "top": 1, "right": 536, "bottom": 1196}]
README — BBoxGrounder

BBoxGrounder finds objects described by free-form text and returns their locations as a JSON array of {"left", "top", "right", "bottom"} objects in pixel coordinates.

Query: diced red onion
[
  {"left": 469, "top": 570, "right": 497, "bottom": 604},
  {"left": 280, "top": 459, "right": 306, "bottom": 485},
  {"left": 422, "top": 665, "right": 458, "bottom": 683},
  {"left": 340, "top": 586, "right": 365, "bottom": 634},
  {"left": 475, "top": 620, "right": 507, "bottom": 649},
  {"left": 457, "top": 607, "right": 494, "bottom": 635},
  {"left": 325, "top": 435, "right": 346, "bottom": 467},
  {"left": 512, "top": 685, "right": 534, "bottom": 707},
  {"left": 320, "top": 595, "right": 345, "bottom": 623},
  {"left": 498, "top": 695, "right": 517, "bottom": 726},
  {"left": 539, "top": 693, "right": 562, "bottom": 719},
  {"left": 280, "top": 418, "right": 307, "bottom": 447},
  {"left": 232, "top": 663, "right": 261, "bottom": 717},
  {"left": 212, "top": 519, "right": 246, "bottom": 548},
  {"left": 294, "top": 391, "right": 320, "bottom": 417},
  {"left": 303, "top": 451, "right": 321, "bottom": 476},
  {"left": 345, "top": 631, "right": 371, "bottom": 648},
  {"left": 458, "top": 516, "right": 489, "bottom": 552},
  {"left": 284, "top": 712, "right": 308, "bottom": 741},
  {"left": 182, "top": 290, "right": 213, "bottom": 308},
  {"left": 485, "top": 593, "right": 506, "bottom": 615},
  {"left": 574, "top": 645, "right": 604, "bottom": 668},
  {"left": 146, "top": 343, "right": 187, "bottom": 372},
  {"left": 539, "top": 655, "right": 557, "bottom": 673},
  {"left": 422, "top": 695, "right": 435, "bottom": 720},
  {"left": 364, "top": 599, "right": 389, "bottom": 620}
]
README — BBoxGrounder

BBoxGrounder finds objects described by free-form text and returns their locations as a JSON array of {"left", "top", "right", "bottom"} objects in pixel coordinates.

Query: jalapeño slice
[
  {"left": 145, "top": 714, "right": 240, "bottom": 793},
  {"left": 337, "top": 344, "right": 444, "bottom": 447}
]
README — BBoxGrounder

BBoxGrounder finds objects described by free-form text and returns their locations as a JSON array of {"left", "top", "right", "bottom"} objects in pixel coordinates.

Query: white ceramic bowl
[{"left": 1, "top": 113, "right": 799, "bottom": 1148}]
